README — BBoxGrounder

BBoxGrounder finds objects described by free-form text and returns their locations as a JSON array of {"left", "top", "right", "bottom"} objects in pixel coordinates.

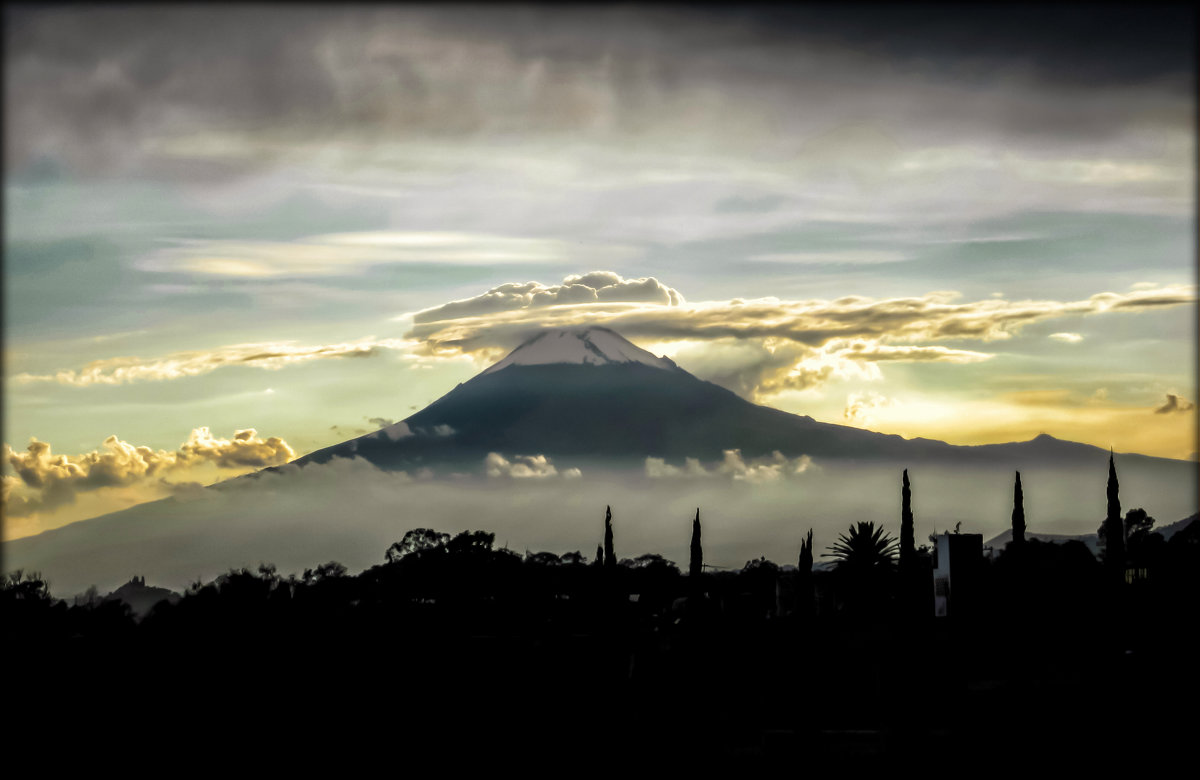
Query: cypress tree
[
  {"left": 1104, "top": 451, "right": 1125, "bottom": 577},
  {"left": 1012, "top": 471, "right": 1026, "bottom": 546},
  {"left": 596, "top": 544, "right": 604, "bottom": 567},
  {"left": 604, "top": 505, "right": 615, "bottom": 570},
  {"left": 798, "top": 528, "right": 813, "bottom": 574},
  {"left": 900, "top": 469, "right": 915, "bottom": 571},
  {"left": 689, "top": 508, "right": 703, "bottom": 578},
  {"left": 797, "top": 528, "right": 814, "bottom": 617}
]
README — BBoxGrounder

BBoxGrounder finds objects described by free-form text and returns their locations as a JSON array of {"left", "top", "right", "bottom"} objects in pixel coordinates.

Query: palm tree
[
  {"left": 827, "top": 522, "right": 899, "bottom": 617},
  {"left": 827, "top": 521, "right": 899, "bottom": 572}
]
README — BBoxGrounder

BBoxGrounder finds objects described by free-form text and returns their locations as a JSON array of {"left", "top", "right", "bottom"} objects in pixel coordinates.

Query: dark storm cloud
[
  {"left": 694, "top": 4, "right": 1196, "bottom": 88},
  {"left": 6, "top": 5, "right": 1193, "bottom": 176}
]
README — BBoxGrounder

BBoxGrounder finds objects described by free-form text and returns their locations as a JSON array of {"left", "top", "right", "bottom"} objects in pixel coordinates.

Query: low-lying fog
[{"left": 6, "top": 453, "right": 1195, "bottom": 597}]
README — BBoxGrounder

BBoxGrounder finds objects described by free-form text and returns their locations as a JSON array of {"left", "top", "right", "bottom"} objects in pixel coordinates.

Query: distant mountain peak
[{"left": 482, "top": 326, "right": 679, "bottom": 375}]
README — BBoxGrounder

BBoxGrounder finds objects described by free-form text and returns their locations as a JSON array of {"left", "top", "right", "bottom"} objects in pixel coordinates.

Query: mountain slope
[{"left": 293, "top": 327, "right": 1186, "bottom": 473}]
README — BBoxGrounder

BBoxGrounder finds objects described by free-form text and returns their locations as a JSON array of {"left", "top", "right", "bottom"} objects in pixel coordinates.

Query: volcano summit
[
  {"left": 293, "top": 326, "right": 1180, "bottom": 474},
  {"left": 481, "top": 327, "right": 680, "bottom": 374}
]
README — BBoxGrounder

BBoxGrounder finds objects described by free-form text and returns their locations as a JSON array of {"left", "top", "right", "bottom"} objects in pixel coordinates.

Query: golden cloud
[
  {"left": 3, "top": 428, "right": 295, "bottom": 518},
  {"left": 844, "top": 391, "right": 897, "bottom": 424},
  {"left": 402, "top": 273, "right": 1194, "bottom": 399},
  {"left": 406, "top": 277, "right": 1194, "bottom": 354}
]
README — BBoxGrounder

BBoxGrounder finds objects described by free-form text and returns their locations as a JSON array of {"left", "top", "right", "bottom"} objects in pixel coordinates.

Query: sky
[{"left": 4, "top": 4, "right": 1197, "bottom": 542}]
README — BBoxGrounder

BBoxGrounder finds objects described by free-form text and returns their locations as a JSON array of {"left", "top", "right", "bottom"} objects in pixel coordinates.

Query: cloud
[
  {"left": 408, "top": 276, "right": 1194, "bottom": 354},
  {"left": 645, "top": 450, "right": 812, "bottom": 484},
  {"left": 12, "top": 337, "right": 413, "bottom": 387},
  {"left": 747, "top": 250, "right": 908, "bottom": 265},
  {"left": 1154, "top": 394, "right": 1195, "bottom": 414},
  {"left": 176, "top": 427, "right": 296, "bottom": 469},
  {"left": 844, "top": 392, "right": 897, "bottom": 425},
  {"left": 1049, "top": 332, "right": 1084, "bottom": 343},
  {"left": 360, "top": 418, "right": 449, "bottom": 442},
  {"left": 409, "top": 271, "right": 684, "bottom": 339},
  {"left": 644, "top": 457, "right": 710, "bottom": 479},
  {"left": 403, "top": 272, "right": 1194, "bottom": 399},
  {"left": 6, "top": 3, "right": 1191, "bottom": 271},
  {"left": 136, "top": 232, "right": 635, "bottom": 277},
  {"left": 376, "top": 422, "right": 413, "bottom": 441},
  {"left": 13, "top": 270, "right": 1195, "bottom": 414},
  {"left": 3, "top": 428, "right": 294, "bottom": 518},
  {"left": 837, "top": 341, "right": 993, "bottom": 363},
  {"left": 485, "top": 452, "right": 578, "bottom": 479},
  {"left": 9, "top": 7, "right": 1191, "bottom": 180}
]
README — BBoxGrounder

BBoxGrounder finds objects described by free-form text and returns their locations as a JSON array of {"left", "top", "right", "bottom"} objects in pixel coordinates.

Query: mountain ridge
[{"left": 291, "top": 326, "right": 1190, "bottom": 472}]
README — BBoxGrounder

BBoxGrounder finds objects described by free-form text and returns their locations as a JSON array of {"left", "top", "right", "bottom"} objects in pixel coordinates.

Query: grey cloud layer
[
  {"left": 12, "top": 338, "right": 412, "bottom": 387},
  {"left": 9, "top": 6, "right": 1191, "bottom": 206}
]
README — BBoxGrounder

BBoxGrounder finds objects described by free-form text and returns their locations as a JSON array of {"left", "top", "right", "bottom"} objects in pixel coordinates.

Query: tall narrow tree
[
  {"left": 798, "top": 528, "right": 813, "bottom": 574},
  {"left": 900, "top": 469, "right": 915, "bottom": 571},
  {"left": 603, "top": 505, "right": 615, "bottom": 570},
  {"left": 1012, "top": 471, "right": 1026, "bottom": 547},
  {"left": 797, "top": 528, "right": 815, "bottom": 618},
  {"left": 1104, "top": 451, "right": 1125, "bottom": 577},
  {"left": 689, "top": 508, "right": 703, "bottom": 578}
]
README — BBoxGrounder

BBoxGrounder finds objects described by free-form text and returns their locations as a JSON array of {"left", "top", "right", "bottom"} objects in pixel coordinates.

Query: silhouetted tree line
[{"left": 5, "top": 454, "right": 1197, "bottom": 766}]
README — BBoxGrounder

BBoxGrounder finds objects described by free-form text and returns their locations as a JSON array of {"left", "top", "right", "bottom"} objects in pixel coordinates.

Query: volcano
[{"left": 292, "top": 326, "right": 1171, "bottom": 473}]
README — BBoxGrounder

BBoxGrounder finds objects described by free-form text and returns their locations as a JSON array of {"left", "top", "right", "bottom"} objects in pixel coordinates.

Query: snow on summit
[{"left": 482, "top": 327, "right": 678, "bottom": 374}]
